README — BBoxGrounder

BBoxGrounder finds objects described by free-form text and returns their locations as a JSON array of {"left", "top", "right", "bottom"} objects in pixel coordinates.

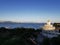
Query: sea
[{"left": 0, "top": 23, "right": 45, "bottom": 29}]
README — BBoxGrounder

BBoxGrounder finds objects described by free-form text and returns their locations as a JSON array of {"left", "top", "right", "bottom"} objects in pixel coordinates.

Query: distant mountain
[
  {"left": 0, "top": 21, "right": 21, "bottom": 24},
  {"left": 0, "top": 20, "right": 45, "bottom": 24}
]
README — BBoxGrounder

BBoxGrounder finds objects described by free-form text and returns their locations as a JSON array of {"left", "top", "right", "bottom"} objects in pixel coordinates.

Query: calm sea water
[{"left": 0, "top": 23, "right": 45, "bottom": 29}]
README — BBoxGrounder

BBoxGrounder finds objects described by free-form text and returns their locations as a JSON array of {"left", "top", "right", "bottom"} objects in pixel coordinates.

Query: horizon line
[{"left": 0, "top": 20, "right": 60, "bottom": 23}]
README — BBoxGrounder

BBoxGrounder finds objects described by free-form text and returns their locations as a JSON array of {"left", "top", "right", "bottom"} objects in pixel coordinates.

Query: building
[
  {"left": 41, "top": 20, "right": 60, "bottom": 38},
  {"left": 36, "top": 20, "right": 60, "bottom": 44}
]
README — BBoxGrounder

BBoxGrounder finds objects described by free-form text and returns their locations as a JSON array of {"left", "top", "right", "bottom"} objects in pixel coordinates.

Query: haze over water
[{"left": 0, "top": 22, "right": 45, "bottom": 29}]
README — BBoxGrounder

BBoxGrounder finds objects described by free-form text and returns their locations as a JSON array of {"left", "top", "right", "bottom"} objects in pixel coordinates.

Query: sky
[{"left": 0, "top": 0, "right": 60, "bottom": 23}]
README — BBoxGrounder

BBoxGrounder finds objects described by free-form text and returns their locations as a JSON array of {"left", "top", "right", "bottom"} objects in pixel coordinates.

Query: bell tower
[{"left": 47, "top": 20, "right": 51, "bottom": 25}]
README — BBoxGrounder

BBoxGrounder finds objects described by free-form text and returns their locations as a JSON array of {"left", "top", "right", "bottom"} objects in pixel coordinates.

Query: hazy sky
[{"left": 0, "top": 0, "right": 60, "bottom": 23}]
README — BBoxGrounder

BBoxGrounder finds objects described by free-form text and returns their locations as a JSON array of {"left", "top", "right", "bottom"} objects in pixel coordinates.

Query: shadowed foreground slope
[
  {"left": 0, "top": 27, "right": 60, "bottom": 45},
  {"left": 0, "top": 27, "right": 41, "bottom": 45}
]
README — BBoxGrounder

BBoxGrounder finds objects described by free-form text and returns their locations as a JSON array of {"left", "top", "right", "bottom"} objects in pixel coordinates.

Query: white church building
[
  {"left": 36, "top": 20, "right": 60, "bottom": 44},
  {"left": 41, "top": 20, "right": 60, "bottom": 38}
]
